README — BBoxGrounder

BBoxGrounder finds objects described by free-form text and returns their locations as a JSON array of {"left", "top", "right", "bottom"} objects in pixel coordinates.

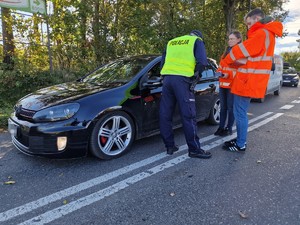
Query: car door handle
[{"left": 209, "top": 84, "right": 215, "bottom": 88}]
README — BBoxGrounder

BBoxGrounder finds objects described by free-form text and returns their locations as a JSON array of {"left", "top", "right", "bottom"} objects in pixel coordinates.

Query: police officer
[{"left": 159, "top": 30, "right": 212, "bottom": 159}]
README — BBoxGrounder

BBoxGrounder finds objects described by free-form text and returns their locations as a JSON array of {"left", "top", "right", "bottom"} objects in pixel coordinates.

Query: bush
[{"left": 0, "top": 69, "right": 82, "bottom": 130}]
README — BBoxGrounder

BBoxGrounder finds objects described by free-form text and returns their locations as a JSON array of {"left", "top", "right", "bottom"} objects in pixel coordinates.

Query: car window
[
  {"left": 83, "top": 57, "right": 153, "bottom": 84},
  {"left": 147, "top": 63, "right": 161, "bottom": 79},
  {"left": 201, "top": 69, "right": 215, "bottom": 79}
]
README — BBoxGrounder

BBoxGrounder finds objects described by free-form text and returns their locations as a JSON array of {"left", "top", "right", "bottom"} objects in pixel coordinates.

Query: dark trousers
[
  {"left": 159, "top": 75, "right": 201, "bottom": 152},
  {"left": 219, "top": 87, "right": 234, "bottom": 131}
]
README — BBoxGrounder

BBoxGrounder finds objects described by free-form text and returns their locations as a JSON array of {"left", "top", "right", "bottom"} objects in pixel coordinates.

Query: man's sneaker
[
  {"left": 214, "top": 128, "right": 224, "bottom": 136},
  {"left": 166, "top": 145, "right": 179, "bottom": 155},
  {"left": 188, "top": 149, "right": 212, "bottom": 159},
  {"left": 223, "top": 139, "right": 237, "bottom": 148},
  {"left": 223, "top": 139, "right": 247, "bottom": 149},
  {"left": 224, "top": 142, "right": 246, "bottom": 152}
]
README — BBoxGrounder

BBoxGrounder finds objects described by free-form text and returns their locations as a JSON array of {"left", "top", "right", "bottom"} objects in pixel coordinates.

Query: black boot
[
  {"left": 188, "top": 149, "right": 212, "bottom": 159},
  {"left": 214, "top": 128, "right": 224, "bottom": 136},
  {"left": 166, "top": 145, "right": 179, "bottom": 155}
]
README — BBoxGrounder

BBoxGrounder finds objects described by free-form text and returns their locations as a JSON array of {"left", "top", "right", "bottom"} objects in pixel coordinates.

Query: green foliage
[
  {"left": 0, "top": 0, "right": 291, "bottom": 130},
  {"left": 281, "top": 51, "right": 300, "bottom": 72}
]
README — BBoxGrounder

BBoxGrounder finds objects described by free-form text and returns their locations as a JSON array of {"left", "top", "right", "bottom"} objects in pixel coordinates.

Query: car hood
[
  {"left": 283, "top": 74, "right": 298, "bottom": 78},
  {"left": 17, "top": 81, "right": 122, "bottom": 111}
]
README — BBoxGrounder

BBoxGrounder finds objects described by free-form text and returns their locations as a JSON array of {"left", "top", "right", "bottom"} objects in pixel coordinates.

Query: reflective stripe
[
  {"left": 222, "top": 67, "right": 236, "bottom": 71},
  {"left": 248, "top": 56, "right": 273, "bottom": 62},
  {"left": 220, "top": 82, "right": 230, "bottom": 87},
  {"left": 263, "top": 29, "right": 270, "bottom": 57},
  {"left": 233, "top": 71, "right": 236, "bottom": 77},
  {"left": 237, "top": 29, "right": 272, "bottom": 76},
  {"left": 230, "top": 51, "right": 236, "bottom": 61},
  {"left": 238, "top": 43, "right": 250, "bottom": 57},
  {"left": 238, "top": 68, "right": 270, "bottom": 74}
]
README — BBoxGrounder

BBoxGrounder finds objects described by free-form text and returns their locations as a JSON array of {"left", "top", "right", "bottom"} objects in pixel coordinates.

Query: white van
[{"left": 256, "top": 54, "right": 283, "bottom": 102}]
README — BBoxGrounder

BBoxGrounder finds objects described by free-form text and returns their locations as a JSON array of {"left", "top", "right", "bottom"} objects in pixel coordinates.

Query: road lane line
[
  {"left": 280, "top": 105, "right": 294, "bottom": 109},
  {"left": 0, "top": 111, "right": 274, "bottom": 223},
  {"left": 200, "top": 112, "right": 273, "bottom": 142},
  {"left": 0, "top": 154, "right": 167, "bottom": 222},
  {"left": 17, "top": 113, "right": 284, "bottom": 225},
  {"left": 18, "top": 155, "right": 189, "bottom": 225},
  {"left": 202, "top": 113, "right": 284, "bottom": 150},
  {"left": 291, "top": 100, "right": 300, "bottom": 103}
]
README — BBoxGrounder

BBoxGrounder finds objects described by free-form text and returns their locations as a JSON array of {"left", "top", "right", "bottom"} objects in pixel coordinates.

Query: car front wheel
[
  {"left": 207, "top": 97, "right": 220, "bottom": 125},
  {"left": 90, "top": 111, "right": 135, "bottom": 159}
]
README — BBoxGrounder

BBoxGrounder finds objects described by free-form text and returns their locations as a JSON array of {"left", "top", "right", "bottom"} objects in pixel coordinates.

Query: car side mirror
[{"left": 142, "top": 77, "right": 162, "bottom": 89}]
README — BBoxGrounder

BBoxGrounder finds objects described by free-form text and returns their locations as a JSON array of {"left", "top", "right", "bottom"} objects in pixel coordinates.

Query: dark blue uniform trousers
[{"left": 159, "top": 75, "right": 201, "bottom": 152}]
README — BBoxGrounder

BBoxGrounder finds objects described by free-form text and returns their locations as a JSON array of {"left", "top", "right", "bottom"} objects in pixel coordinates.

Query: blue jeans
[
  {"left": 219, "top": 87, "right": 234, "bottom": 131},
  {"left": 233, "top": 94, "right": 251, "bottom": 148}
]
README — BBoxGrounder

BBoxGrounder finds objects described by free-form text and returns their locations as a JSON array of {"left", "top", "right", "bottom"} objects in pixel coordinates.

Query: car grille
[
  {"left": 283, "top": 77, "right": 291, "bottom": 80},
  {"left": 15, "top": 131, "right": 58, "bottom": 153}
]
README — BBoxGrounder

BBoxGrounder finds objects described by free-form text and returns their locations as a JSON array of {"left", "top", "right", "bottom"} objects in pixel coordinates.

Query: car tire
[
  {"left": 206, "top": 97, "right": 220, "bottom": 125},
  {"left": 89, "top": 111, "right": 135, "bottom": 159},
  {"left": 274, "top": 85, "right": 281, "bottom": 95}
]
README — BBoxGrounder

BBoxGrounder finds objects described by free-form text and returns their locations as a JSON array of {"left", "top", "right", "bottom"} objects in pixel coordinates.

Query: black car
[
  {"left": 8, "top": 55, "right": 220, "bottom": 159},
  {"left": 282, "top": 73, "right": 299, "bottom": 87}
]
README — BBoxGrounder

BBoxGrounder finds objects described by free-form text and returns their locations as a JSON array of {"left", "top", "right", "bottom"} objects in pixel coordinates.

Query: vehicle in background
[
  {"left": 255, "top": 54, "right": 283, "bottom": 103},
  {"left": 282, "top": 73, "right": 299, "bottom": 87}
]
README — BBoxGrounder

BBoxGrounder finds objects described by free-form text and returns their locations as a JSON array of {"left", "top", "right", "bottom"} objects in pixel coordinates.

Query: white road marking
[
  {"left": 291, "top": 100, "right": 300, "bottom": 104},
  {"left": 0, "top": 111, "right": 275, "bottom": 223},
  {"left": 200, "top": 112, "right": 273, "bottom": 143},
  {"left": 18, "top": 155, "right": 189, "bottom": 225},
  {"left": 202, "top": 113, "right": 284, "bottom": 151},
  {"left": 16, "top": 113, "right": 284, "bottom": 225},
  {"left": 280, "top": 105, "right": 294, "bottom": 109},
  {"left": 0, "top": 154, "right": 167, "bottom": 222}
]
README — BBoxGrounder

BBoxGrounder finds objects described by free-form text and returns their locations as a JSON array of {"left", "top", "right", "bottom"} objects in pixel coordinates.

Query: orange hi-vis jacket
[
  {"left": 223, "top": 20, "right": 283, "bottom": 98},
  {"left": 217, "top": 55, "right": 238, "bottom": 89}
]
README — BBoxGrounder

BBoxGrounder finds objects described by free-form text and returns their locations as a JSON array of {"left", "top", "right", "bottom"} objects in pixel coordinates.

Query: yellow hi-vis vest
[{"left": 161, "top": 35, "right": 199, "bottom": 77}]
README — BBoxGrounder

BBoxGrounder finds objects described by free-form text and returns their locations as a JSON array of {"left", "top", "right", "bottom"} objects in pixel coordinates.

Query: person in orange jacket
[
  {"left": 214, "top": 31, "right": 243, "bottom": 136},
  {"left": 222, "top": 8, "right": 283, "bottom": 152}
]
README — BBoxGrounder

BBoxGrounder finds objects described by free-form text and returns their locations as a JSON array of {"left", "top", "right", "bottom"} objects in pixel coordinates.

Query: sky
[{"left": 274, "top": 0, "right": 300, "bottom": 54}]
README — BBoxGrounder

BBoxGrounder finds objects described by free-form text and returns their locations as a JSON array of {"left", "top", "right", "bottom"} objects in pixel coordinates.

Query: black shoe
[
  {"left": 223, "top": 139, "right": 237, "bottom": 148},
  {"left": 166, "top": 145, "right": 179, "bottom": 155},
  {"left": 220, "top": 127, "right": 232, "bottom": 136},
  {"left": 188, "top": 149, "right": 212, "bottom": 159},
  {"left": 223, "top": 139, "right": 247, "bottom": 149},
  {"left": 214, "top": 128, "right": 224, "bottom": 136},
  {"left": 223, "top": 142, "right": 246, "bottom": 152}
]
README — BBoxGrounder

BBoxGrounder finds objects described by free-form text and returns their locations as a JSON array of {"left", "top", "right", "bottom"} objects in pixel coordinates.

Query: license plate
[
  {"left": 283, "top": 80, "right": 290, "bottom": 83},
  {"left": 8, "top": 119, "right": 18, "bottom": 137}
]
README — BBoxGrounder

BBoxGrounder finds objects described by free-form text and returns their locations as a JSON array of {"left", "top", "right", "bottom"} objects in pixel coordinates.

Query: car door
[
  {"left": 139, "top": 62, "right": 183, "bottom": 135},
  {"left": 139, "top": 62, "right": 163, "bottom": 135},
  {"left": 194, "top": 63, "right": 219, "bottom": 120}
]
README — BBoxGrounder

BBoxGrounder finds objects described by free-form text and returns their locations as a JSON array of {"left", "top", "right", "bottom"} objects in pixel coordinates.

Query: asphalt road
[{"left": 0, "top": 86, "right": 300, "bottom": 225}]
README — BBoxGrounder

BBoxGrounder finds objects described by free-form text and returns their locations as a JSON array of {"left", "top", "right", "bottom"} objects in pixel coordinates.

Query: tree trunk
[
  {"left": 1, "top": 7, "right": 15, "bottom": 70},
  {"left": 92, "top": 1, "right": 102, "bottom": 64},
  {"left": 223, "top": 0, "right": 236, "bottom": 34}
]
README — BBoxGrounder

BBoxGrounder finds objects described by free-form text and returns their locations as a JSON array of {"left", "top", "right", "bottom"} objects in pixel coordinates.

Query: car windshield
[{"left": 83, "top": 56, "right": 156, "bottom": 84}]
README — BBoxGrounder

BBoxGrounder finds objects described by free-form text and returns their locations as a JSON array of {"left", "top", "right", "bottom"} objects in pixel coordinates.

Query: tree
[
  {"left": 281, "top": 51, "right": 300, "bottom": 72},
  {"left": 1, "top": 7, "right": 15, "bottom": 69}
]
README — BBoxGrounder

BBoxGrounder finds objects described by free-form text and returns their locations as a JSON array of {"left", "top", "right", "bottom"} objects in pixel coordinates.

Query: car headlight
[{"left": 33, "top": 103, "right": 80, "bottom": 122}]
